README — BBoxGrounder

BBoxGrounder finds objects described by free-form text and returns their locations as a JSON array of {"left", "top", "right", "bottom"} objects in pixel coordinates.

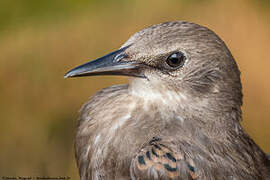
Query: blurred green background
[{"left": 0, "top": 0, "right": 269, "bottom": 178}]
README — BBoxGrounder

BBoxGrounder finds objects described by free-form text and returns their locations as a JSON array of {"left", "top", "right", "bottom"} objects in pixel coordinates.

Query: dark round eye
[{"left": 166, "top": 52, "right": 186, "bottom": 68}]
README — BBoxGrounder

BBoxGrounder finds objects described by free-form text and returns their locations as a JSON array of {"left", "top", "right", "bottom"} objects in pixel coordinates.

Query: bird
[{"left": 65, "top": 21, "right": 270, "bottom": 180}]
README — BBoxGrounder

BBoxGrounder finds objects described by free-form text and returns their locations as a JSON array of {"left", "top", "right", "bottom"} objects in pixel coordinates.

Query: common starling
[{"left": 65, "top": 21, "right": 270, "bottom": 179}]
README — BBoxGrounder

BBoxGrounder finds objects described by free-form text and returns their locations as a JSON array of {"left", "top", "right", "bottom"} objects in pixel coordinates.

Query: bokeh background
[{"left": 0, "top": 0, "right": 269, "bottom": 178}]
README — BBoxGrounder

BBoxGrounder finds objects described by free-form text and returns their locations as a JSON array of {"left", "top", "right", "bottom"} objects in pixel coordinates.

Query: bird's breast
[{"left": 75, "top": 84, "right": 189, "bottom": 178}]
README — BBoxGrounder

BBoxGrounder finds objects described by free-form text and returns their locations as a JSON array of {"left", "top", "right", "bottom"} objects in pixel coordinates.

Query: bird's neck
[{"left": 128, "top": 77, "right": 242, "bottom": 136}]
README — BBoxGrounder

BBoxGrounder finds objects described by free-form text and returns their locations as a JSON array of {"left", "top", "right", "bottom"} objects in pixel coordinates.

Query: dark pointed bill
[{"left": 64, "top": 46, "right": 145, "bottom": 78}]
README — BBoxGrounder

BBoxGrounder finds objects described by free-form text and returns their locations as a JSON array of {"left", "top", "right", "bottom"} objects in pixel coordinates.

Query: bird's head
[{"left": 65, "top": 21, "right": 242, "bottom": 117}]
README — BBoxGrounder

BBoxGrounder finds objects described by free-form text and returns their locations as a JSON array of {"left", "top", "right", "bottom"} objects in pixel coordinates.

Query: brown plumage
[{"left": 65, "top": 21, "right": 270, "bottom": 179}]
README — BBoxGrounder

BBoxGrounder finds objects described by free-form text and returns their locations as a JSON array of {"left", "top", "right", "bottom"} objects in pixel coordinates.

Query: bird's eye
[{"left": 166, "top": 52, "right": 186, "bottom": 68}]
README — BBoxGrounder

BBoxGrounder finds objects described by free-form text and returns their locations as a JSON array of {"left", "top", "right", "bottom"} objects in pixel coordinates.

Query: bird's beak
[{"left": 64, "top": 46, "right": 145, "bottom": 78}]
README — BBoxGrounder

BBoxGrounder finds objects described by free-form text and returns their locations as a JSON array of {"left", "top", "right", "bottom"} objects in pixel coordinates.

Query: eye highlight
[{"left": 166, "top": 52, "right": 186, "bottom": 69}]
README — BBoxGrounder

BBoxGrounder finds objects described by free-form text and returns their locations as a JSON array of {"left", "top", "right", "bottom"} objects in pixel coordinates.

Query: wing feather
[{"left": 130, "top": 138, "right": 198, "bottom": 180}]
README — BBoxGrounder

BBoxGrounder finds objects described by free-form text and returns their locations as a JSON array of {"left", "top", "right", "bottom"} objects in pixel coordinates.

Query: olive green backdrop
[{"left": 0, "top": 0, "right": 269, "bottom": 179}]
